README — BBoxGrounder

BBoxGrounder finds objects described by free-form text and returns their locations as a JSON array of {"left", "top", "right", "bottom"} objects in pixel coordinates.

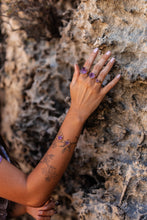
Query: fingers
[
  {"left": 80, "top": 48, "right": 99, "bottom": 75},
  {"left": 74, "top": 49, "right": 121, "bottom": 92},
  {"left": 38, "top": 209, "right": 56, "bottom": 217},
  {"left": 102, "top": 74, "right": 121, "bottom": 94},
  {"left": 95, "top": 57, "right": 115, "bottom": 83},
  {"left": 71, "top": 64, "right": 80, "bottom": 85},
  {"left": 40, "top": 201, "right": 55, "bottom": 211},
  {"left": 91, "top": 51, "right": 111, "bottom": 78}
]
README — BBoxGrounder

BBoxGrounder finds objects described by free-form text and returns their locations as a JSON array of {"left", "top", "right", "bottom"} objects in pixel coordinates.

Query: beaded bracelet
[{"left": 0, "top": 155, "right": 2, "bottom": 163}]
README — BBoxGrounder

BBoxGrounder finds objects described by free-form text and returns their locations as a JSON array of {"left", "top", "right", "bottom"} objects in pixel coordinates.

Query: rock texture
[{"left": 0, "top": 0, "right": 147, "bottom": 219}]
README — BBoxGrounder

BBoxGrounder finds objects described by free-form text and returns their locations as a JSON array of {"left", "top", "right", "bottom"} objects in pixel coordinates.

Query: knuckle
[
  {"left": 79, "top": 75, "right": 84, "bottom": 81},
  {"left": 85, "top": 78, "right": 92, "bottom": 88}
]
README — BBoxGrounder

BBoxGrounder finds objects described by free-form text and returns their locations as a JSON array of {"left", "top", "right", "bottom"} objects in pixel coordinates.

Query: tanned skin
[{"left": 0, "top": 49, "right": 120, "bottom": 216}]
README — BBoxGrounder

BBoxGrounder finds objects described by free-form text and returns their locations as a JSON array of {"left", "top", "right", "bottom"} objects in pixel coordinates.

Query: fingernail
[
  {"left": 93, "top": 48, "right": 99, "bottom": 53},
  {"left": 106, "top": 51, "right": 111, "bottom": 55},
  {"left": 110, "top": 57, "right": 115, "bottom": 63},
  {"left": 116, "top": 74, "right": 121, "bottom": 78}
]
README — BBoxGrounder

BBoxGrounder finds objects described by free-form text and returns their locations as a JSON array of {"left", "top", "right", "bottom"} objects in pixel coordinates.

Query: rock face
[{"left": 0, "top": 0, "right": 147, "bottom": 219}]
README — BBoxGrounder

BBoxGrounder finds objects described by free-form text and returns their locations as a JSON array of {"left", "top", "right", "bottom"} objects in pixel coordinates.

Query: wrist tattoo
[
  {"left": 40, "top": 154, "right": 57, "bottom": 182},
  {"left": 52, "top": 131, "right": 78, "bottom": 153}
]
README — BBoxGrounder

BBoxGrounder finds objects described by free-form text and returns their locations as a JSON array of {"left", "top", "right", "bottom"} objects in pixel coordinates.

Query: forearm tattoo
[
  {"left": 51, "top": 131, "right": 78, "bottom": 153},
  {"left": 40, "top": 154, "right": 57, "bottom": 182}
]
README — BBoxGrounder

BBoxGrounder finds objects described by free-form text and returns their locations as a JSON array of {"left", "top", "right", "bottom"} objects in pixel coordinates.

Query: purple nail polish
[
  {"left": 80, "top": 67, "right": 87, "bottom": 74},
  {"left": 89, "top": 72, "right": 95, "bottom": 79}
]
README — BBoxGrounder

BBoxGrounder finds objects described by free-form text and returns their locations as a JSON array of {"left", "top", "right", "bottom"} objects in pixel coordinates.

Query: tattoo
[
  {"left": 40, "top": 154, "right": 57, "bottom": 182},
  {"left": 51, "top": 131, "right": 78, "bottom": 153},
  {"left": 40, "top": 154, "right": 54, "bottom": 164},
  {"left": 41, "top": 165, "right": 57, "bottom": 182}
]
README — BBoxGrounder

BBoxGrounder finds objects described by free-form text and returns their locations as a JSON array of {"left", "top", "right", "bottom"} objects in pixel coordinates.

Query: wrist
[{"left": 68, "top": 107, "right": 87, "bottom": 125}]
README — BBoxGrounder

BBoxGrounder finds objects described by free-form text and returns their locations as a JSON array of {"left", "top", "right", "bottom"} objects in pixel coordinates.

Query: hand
[
  {"left": 70, "top": 49, "right": 121, "bottom": 122},
  {"left": 26, "top": 198, "right": 57, "bottom": 220}
]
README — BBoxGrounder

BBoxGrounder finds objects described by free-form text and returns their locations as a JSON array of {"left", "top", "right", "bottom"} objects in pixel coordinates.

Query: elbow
[
  {"left": 27, "top": 200, "right": 46, "bottom": 208},
  {"left": 24, "top": 174, "right": 54, "bottom": 207},
  {"left": 26, "top": 196, "right": 51, "bottom": 207}
]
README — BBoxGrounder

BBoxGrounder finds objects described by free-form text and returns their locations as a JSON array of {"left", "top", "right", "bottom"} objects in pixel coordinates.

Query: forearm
[{"left": 26, "top": 108, "right": 84, "bottom": 206}]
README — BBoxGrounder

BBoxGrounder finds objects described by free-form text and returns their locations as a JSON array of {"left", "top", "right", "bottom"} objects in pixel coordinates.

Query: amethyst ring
[
  {"left": 96, "top": 78, "right": 102, "bottom": 84},
  {"left": 80, "top": 67, "right": 88, "bottom": 74},
  {"left": 89, "top": 72, "right": 96, "bottom": 79}
]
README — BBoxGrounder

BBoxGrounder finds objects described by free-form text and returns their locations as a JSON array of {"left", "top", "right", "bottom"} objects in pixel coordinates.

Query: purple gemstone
[
  {"left": 65, "top": 141, "right": 70, "bottom": 145},
  {"left": 96, "top": 78, "right": 102, "bottom": 83},
  {"left": 58, "top": 135, "right": 63, "bottom": 140},
  {"left": 89, "top": 72, "right": 95, "bottom": 79},
  {"left": 80, "top": 67, "right": 87, "bottom": 74}
]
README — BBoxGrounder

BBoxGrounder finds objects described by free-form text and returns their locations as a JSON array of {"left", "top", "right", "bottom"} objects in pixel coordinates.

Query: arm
[
  {"left": 0, "top": 111, "right": 84, "bottom": 206},
  {"left": 0, "top": 49, "right": 120, "bottom": 207}
]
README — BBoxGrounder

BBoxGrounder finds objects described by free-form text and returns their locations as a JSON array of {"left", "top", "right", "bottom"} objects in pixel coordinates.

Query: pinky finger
[{"left": 103, "top": 74, "right": 121, "bottom": 94}]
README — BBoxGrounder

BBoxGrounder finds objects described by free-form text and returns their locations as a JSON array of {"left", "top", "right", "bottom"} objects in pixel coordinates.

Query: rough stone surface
[{"left": 0, "top": 0, "right": 147, "bottom": 220}]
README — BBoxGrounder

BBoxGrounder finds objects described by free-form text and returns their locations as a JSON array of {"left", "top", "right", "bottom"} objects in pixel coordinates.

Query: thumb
[{"left": 71, "top": 64, "right": 80, "bottom": 85}]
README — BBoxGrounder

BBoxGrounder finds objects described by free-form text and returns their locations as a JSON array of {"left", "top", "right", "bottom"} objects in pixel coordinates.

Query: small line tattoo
[
  {"left": 40, "top": 154, "right": 57, "bottom": 182},
  {"left": 41, "top": 165, "right": 57, "bottom": 182}
]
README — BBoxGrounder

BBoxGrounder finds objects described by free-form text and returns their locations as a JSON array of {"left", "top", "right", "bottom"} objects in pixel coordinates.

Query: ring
[
  {"left": 89, "top": 72, "right": 96, "bottom": 79},
  {"left": 96, "top": 78, "right": 102, "bottom": 84},
  {"left": 80, "top": 67, "right": 88, "bottom": 74}
]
